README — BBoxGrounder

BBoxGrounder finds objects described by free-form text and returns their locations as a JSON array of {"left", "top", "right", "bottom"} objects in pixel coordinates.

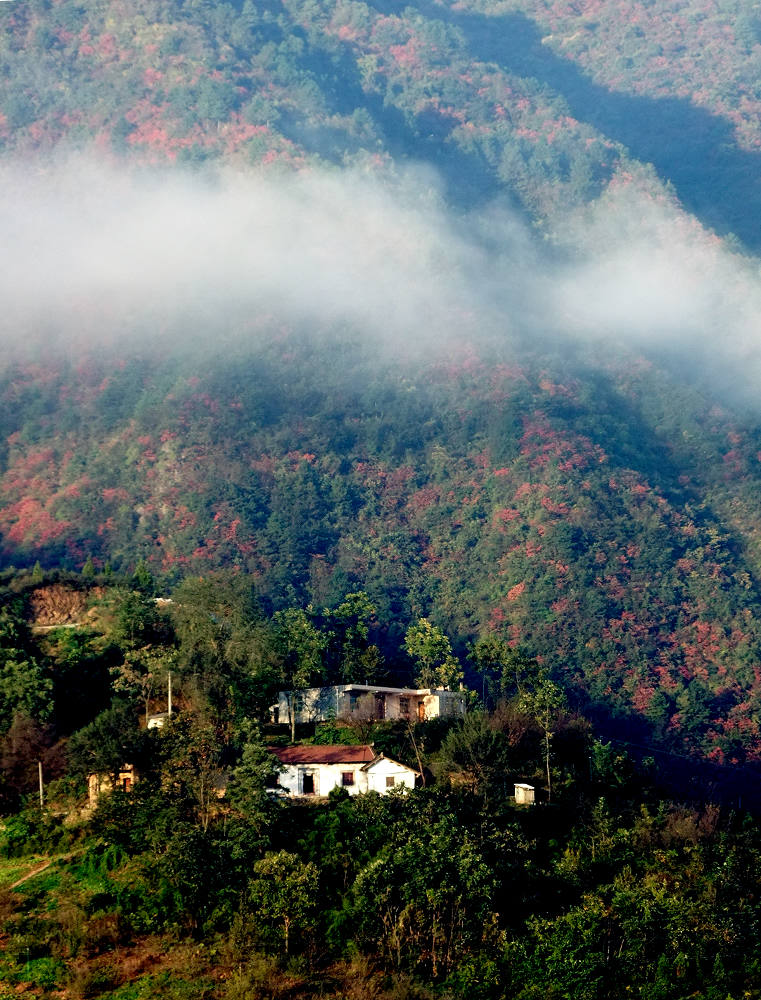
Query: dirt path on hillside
[
  {"left": 8, "top": 851, "right": 81, "bottom": 890},
  {"left": 8, "top": 859, "right": 53, "bottom": 889}
]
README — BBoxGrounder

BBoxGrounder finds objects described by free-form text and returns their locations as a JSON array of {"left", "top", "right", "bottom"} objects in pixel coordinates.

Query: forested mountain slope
[
  {"left": 4, "top": 0, "right": 761, "bottom": 240},
  {"left": 4, "top": 338, "right": 761, "bottom": 763},
  {"left": 4, "top": 0, "right": 761, "bottom": 764}
]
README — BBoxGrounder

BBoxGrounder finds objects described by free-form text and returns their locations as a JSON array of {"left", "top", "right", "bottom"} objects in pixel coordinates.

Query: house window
[
  {"left": 386, "top": 776, "right": 395, "bottom": 788},
  {"left": 399, "top": 697, "right": 410, "bottom": 717},
  {"left": 349, "top": 693, "right": 359, "bottom": 713},
  {"left": 302, "top": 773, "right": 315, "bottom": 795},
  {"left": 342, "top": 771, "right": 355, "bottom": 787}
]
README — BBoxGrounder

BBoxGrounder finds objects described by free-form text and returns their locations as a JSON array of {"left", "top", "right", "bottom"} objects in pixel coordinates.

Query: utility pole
[
  {"left": 38, "top": 760, "right": 44, "bottom": 809},
  {"left": 168, "top": 671, "right": 172, "bottom": 717}
]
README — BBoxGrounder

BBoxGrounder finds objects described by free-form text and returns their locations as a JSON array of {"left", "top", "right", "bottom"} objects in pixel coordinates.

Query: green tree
[
  {"left": 110, "top": 646, "right": 175, "bottom": 726},
  {"left": 517, "top": 896, "right": 609, "bottom": 1000},
  {"left": 131, "top": 559, "right": 156, "bottom": 596},
  {"left": 247, "top": 850, "right": 320, "bottom": 954},
  {"left": 0, "top": 611, "right": 52, "bottom": 731},
  {"left": 265, "top": 461, "right": 336, "bottom": 600},
  {"left": 67, "top": 703, "right": 145, "bottom": 788},
  {"left": 171, "top": 574, "right": 277, "bottom": 719},
  {"left": 156, "top": 714, "right": 226, "bottom": 832},
  {"left": 0, "top": 656, "right": 52, "bottom": 733},
  {"left": 272, "top": 606, "right": 328, "bottom": 741},
  {"left": 49, "top": 628, "right": 115, "bottom": 734},
  {"left": 404, "top": 618, "right": 463, "bottom": 690},
  {"left": 196, "top": 77, "right": 237, "bottom": 121},
  {"left": 171, "top": 574, "right": 251, "bottom": 677},
  {"left": 116, "top": 590, "right": 171, "bottom": 650},
  {"left": 113, "top": 575, "right": 176, "bottom": 727},
  {"left": 433, "top": 711, "right": 512, "bottom": 797},
  {"left": 326, "top": 591, "right": 383, "bottom": 684},
  {"left": 226, "top": 721, "right": 280, "bottom": 842},
  {"left": 518, "top": 679, "right": 566, "bottom": 801},
  {"left": 152, "top": 821, "right": 229, "bottom": 934},
  {"left": 468, "top": 635, "right": 508, "bottom": 706},
  {"left": 351, "top": 801, "right": 498, "bottom": 978},
  {"left": 469, "top": 639, "right": 544, "bottom": 704}
]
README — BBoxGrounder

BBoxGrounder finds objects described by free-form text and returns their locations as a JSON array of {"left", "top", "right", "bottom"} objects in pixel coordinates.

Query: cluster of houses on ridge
[
  {"left": 88, "top": 683, "right": 536, "bottom": 806},
  {"left": 266, "top": 683, "right": 472, "bottom": 799}
]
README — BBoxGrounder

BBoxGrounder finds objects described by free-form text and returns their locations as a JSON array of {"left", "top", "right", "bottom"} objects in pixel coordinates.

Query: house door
[
  {"left": 301, "top": 771, "right": 318, "bottom": 795},
  {"left": 417, "top": 700, "right": 426, "bottom": 721},
  {"left": 374, "top": 693, "right": 386, "bottom": 719}
]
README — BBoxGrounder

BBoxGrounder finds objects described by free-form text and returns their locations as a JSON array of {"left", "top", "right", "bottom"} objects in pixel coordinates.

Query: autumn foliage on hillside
[
  {"left": 4, "top": 0, "right": 761, "bottom": 248},
  {"left": 0, "top": 0, "right": 693, "bottom": 228},
  {"left": 3, "top": 338, "right": 761, "bottom": 764}
]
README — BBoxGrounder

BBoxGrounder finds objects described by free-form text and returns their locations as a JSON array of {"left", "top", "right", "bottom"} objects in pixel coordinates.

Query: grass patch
[
  {"left": 21, "top": 955, "right": 65, "bottom": 990},
  {"left": 12, "top": 867, "right": 61, "bottom": 897},
  {"left": 3, "top": 955, "right": 66, "bottom": 991},
  {"left": 0, "top": 854, "right": 49, "bottom": 890},
  {"left": 104, "top": 970, "right": 219, "bottom": 999}
]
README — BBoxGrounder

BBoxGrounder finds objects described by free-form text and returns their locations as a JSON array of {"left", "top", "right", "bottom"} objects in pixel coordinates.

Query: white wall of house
[
  {"left": 277, "top": 758, "right": 416, "bottom": 797},
  {"left": 421, "top": 691, "right": 467, "bottom": 720},
  {"left": 278, "top": 761, "right": 368, "bottom": 797},
  {"left": 364, "top": 756, "right": 416, "bottom": 793}
]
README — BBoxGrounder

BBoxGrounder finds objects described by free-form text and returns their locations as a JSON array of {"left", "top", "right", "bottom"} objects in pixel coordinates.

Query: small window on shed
[
  {"left": 386, "top": 776, "right": 395, "bottom": 788},
  {"left": 342, "top": 771, "right": 355, "bottom": 787},
  {"left": 399, "top": 697, "right": 410, "bottom": 716}
]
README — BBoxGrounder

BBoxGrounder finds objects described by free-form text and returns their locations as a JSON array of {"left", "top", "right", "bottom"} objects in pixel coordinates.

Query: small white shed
[
  {"left": 514, "top": 782, "right": 535, "bottom": 805},
  {"left": 147, "top": 712, "right": 170, "bottom": 729}
]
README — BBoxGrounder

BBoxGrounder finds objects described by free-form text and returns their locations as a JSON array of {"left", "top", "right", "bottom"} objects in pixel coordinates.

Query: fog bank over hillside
[
  {"left": 0, "top": 157, "right": 506, "bottom": 355},
  {"left": 553, "top": 185, "right": 761, "bottom": 387},
  {"left": 1, "top": 156, "right": 760, "bottom": 392}
]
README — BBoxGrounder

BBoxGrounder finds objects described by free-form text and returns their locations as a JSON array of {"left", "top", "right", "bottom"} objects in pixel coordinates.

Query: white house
[
  {"left": 272, "top": 683, "right": 466, "bottom": 728},
  {"left": 269, "top": 744, "right": 417, "bottom": 797}
]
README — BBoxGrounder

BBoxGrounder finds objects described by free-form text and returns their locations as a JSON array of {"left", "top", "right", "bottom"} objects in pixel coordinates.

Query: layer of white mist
[
  {"left": 2, "top": 155, "right": 761, "bottom": 389},
  {"left": 0, "top": 158, "right": 502, "bottom": 356},
  {"left": 552, "top": 184, "right": 761, "bottom": 360}
]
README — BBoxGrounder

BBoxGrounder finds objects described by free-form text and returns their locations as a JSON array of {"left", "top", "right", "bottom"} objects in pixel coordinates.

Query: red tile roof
[{"left": 270, "top": 744, "right": 376, "bottom": 765}]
